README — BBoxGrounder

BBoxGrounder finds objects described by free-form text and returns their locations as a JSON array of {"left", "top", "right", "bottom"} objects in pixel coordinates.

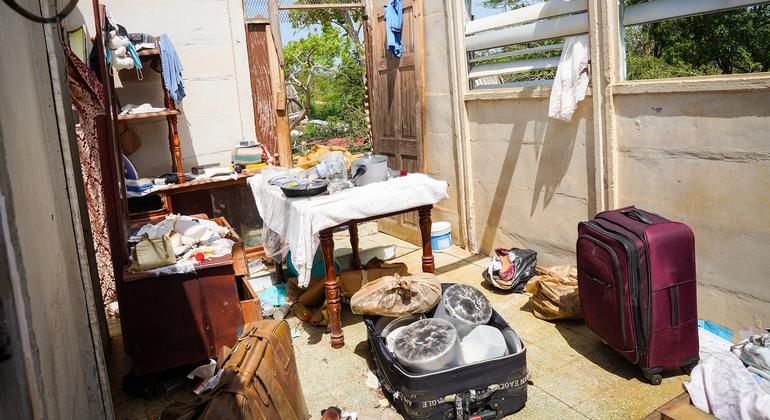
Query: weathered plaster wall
[
  {"left": 465, "top": 97, "right": 595, "bottom": 265},
  {"left": 421, "top": 0, "right": 465, "bottom": 244},
  {"left": 69, "top": 0, "right": 255, "bottom": 177},
  {"left": 614, "top": 90, "right": 770, "bottom": 333},
  {"left": 0, "top": 2, "right": 110, "bottom": 417}
]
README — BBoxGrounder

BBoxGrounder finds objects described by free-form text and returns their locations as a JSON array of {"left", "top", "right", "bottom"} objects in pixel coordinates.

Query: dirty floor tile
[{"left": 109, "top": 232, "right": 686, "bottom": 419}]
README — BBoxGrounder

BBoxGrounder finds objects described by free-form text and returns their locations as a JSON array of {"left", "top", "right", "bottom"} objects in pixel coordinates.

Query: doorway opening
[{"left": 244, "top": 0, "right": 373, "bottom": 158}]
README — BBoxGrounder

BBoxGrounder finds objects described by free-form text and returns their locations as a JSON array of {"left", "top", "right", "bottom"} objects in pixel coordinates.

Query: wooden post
[
  {"left": 267, "top": 0, "right": 284, "bottom": 66},
  {"left": 163, "top": 85, "right": 185, "bottom": 183},
  {"left": 264, "top": 12, "right": 293, "bottom": 167}
]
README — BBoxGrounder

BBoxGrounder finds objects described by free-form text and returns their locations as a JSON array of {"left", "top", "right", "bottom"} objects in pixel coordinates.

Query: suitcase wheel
[
  {"left": 642, "top": 367, "right": 663, "bottom": 386},
  {"left": 647, "top": 373, "right": 662, "bottom": 385}
]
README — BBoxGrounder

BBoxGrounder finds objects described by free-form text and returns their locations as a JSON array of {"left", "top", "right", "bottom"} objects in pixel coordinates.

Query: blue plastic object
[
  {"left": 698, "top": 319, "right": 734, "bottom": 341},
  {"left": 259, "top": 284, "right": 287, "bottom": 306},
  {"left": 286, "top": 249, "right": 340, "bottom": 278}
]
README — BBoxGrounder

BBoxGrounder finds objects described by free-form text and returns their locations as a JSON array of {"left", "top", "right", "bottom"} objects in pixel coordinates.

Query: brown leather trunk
[{"left": 162, "top": 320, "right": 309, "bottom": 420}]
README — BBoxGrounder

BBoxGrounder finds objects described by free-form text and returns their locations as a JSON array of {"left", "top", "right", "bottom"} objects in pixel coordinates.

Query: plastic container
[
  {"left": 363, "top": 283, "right": 528, "bottom": 420},
  {"left": 461, "top": 325, "right": 509, "bottom": 364},
  {"left": 433, "top": 284, "right": 492, "bottom": 339},
  {"left": 430, "top": 221, "right": 452, "bottom": 251},
  {"left": 393, "top": 318, "right": 464, "bottom": 373}
]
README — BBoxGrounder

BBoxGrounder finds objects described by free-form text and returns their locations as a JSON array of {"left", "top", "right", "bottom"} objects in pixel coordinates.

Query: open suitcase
[
  {"left": 364, "top": 285, "right": 528, "bottom": 420},
  {"left": 577, "top": 206, "right": 699, "bottom": 384}
]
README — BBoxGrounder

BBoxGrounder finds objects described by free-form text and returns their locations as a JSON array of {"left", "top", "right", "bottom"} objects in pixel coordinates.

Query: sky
[{"left": 244, "top": 0, "right": 504, "bottom": 46}]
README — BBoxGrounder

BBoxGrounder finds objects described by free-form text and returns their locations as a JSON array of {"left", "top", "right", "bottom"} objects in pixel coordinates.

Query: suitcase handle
[{"left": 620, "top": 209, "right": 652, "bottom": 225}]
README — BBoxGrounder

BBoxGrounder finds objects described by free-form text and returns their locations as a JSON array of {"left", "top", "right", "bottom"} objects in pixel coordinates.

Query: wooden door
[
  {"left": 245, "top": 21, "right": 292, "bottom": 166},
  {"left": 367, "top": 0, "right": 425, "bottom": 244},
  {"left": 245, "top": 22, "right": 279, "bottom": 155}
]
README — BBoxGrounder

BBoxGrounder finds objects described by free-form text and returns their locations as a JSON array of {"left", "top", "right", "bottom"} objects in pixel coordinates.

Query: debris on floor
[
  {"left": 523, "top": 265, "right": 582, "bottom": 321},
  {"left": 483, "top": 247, "right": 537, "bottom": 291}
]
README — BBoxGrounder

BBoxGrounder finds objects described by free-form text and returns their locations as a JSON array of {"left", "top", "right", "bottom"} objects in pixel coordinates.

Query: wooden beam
[
  {"left": 278, "top": 3, "right": 364, "bottom": 10},
  {"left": 267, "top": 0, "right": 285, "bottom": 66},
  {"left": 265, "top": 21, "right": 293, "bottom": 167}
]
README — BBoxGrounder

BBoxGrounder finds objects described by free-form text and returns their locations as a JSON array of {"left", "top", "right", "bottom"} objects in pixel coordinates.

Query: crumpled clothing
[
  {"left": 159, "top": 33, "right": 186, "bottom": 103},
  {"left": 143, "top": 260, "right": 196, "bottom": 276},
  {"left": 684, "top": 351, "right": 770, "bottom": 419},
  {"left": 120, "top": 103, "right": 166, "bottom": 115},
  {"left": 248, "top": 170, "right": 447, "bottom": 287},
  {"left": 384, "top": 0, "right": 403, "bottom": 57},
  {"left": 549, "top": 34, "right": 590, "bottom": 122},
  {"left": 732, "top": 333, "right": 770, "bottom": 374}
]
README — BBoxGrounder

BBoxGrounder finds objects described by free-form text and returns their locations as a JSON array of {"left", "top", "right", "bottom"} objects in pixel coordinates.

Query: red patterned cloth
[{"left": 63, "top": 45, "right": 117, "bottom": 305}]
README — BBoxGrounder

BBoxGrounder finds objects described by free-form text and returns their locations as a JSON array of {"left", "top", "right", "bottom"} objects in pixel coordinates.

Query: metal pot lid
[{"left": 353, "top": 152, "right": 387, "bottom": 165}]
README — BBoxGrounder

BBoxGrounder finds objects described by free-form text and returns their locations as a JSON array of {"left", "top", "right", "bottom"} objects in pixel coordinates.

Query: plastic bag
[
  {"left": 523, "top": 265, "right": 582, "bottom": 320},
  {"left": 484, "top": 247, "right": 537, "bottom": 292},
  {"left": 350, "top": 272, "right": 441, "bottom": 317},
  {"left": 296, "top": 145, "right": 356, "bottom": 170}
]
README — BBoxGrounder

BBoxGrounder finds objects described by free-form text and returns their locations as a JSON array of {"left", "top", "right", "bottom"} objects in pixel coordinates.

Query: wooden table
[{"left": 319, "top": 204, "right": 435, "bottom": 349}]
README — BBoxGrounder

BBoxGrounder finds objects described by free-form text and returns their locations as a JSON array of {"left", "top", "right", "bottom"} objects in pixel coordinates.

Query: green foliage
[
  {"left": 624, "top": 4, "right": 770, "bottom": 79},
  {"left": 284, "top": 25, "right": 369, "bottom": 154},
  {"left": 287, "top": 0, "right": 365, "bottom": 59},
  {"left": 625, "top": 51, "right": 718, "bottom": 80},
  {"left": 482, "top": 0, "right": 536, "bottom": 10}
]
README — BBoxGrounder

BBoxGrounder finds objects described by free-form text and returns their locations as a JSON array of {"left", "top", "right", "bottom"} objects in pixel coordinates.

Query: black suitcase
[{"left": 364, "top": 285, "right": 528, "bottom": 420}]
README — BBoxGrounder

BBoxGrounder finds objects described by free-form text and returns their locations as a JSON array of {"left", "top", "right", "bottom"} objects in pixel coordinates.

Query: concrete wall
[
  {"left": 68, "top": 0, "right": 255, "bottom": 177},
  {"left": 615, "top": 90, "right": 770, "bottom": 333},
  {"left": 421, "top": 0, "right": 466, "bottom": 245},
  {"left": 453, "top": 90, "right": 770, "bottom": 333},
  {"left": 465, "top": 96, "right": 595, "bottom": 265},
  {"left": 421, "top": 0, "right": 769, "bottom": 334},
  {"left": 0, "top": 1, "right": 111, "bottom": 417}
]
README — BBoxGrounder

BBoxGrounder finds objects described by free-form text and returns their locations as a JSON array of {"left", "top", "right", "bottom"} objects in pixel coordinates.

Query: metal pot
[
  {"left": 351, "top": 152, "right": 388, "bottom": 186},
  {"left": 433, "top": 284, "right": 492, "bottom": 339},
  {"left": 393, "top": 318, "right": 464, "bottom": 373}
]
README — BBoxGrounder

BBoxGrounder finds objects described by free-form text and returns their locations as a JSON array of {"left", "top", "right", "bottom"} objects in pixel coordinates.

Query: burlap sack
[
  {"left": 350, "top": 272, "right": 441, "bottom": 317},
  {"left": 524, "top": 265, "right": 583, "bottom": 320}
]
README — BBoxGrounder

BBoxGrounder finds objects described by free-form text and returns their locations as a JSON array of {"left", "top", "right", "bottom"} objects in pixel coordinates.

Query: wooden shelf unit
[
  {"left": 117, "top": 109, "right": 180, "bottom": 121},
  {"left": 136, "top": 47, "right": 159, "bottom": 57},
  {"left": 117, "top": 42, "right": 185, "bottom": 183}
]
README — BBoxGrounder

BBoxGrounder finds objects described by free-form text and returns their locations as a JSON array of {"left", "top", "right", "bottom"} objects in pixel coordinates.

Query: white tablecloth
[{"left": 248, "top": 171, "right": 448, "bottom": 287}]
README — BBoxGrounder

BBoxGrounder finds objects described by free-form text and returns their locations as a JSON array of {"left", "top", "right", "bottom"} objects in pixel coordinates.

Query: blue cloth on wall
[
  {"left": 159, "top": 33, "right": 186, "bottom": 103},
  {"left": 384, "top": 0, "right": 403, "bottom": 57}
]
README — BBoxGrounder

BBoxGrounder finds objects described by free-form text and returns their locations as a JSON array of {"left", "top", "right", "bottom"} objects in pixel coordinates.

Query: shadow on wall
[
  {"left": 529, "top": 119, "right": 581, "bottom": 217},
  {"left": 478, "top": 116, "right": 525, "bottom": 251},
  {"left": 473, "top": 100, "right": 592, "bottom": 252}
]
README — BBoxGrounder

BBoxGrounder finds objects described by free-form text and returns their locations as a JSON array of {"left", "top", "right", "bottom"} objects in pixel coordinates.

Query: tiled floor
[{"left": 107, "top": 229, "right": 688, "bottom": 419}]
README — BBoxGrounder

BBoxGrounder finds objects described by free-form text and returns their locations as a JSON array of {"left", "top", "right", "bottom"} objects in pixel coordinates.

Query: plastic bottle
[{"left": 272, "top": 303, "right": 292, "bottom": 320}]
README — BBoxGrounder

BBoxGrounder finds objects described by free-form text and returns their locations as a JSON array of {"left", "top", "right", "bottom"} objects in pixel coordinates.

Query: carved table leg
[
  {"left": 418, "top": 206, "right": 435, "bottom": 273},
  {"left": 349, "top": 223, "right": 361, "bottom": 269},
  {"left": 320, "top": 228, "right": 344, "bottom": 348}
]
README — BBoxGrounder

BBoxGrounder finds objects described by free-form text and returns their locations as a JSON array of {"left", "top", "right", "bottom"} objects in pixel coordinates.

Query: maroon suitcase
[{"left": 577, "top": 206, "right": 699, "bottom": 385}]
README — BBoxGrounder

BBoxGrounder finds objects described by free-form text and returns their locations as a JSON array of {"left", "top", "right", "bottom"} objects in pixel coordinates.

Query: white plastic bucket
[{"left": 431, "top": 221, "right": 452, "bottom": 251}]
